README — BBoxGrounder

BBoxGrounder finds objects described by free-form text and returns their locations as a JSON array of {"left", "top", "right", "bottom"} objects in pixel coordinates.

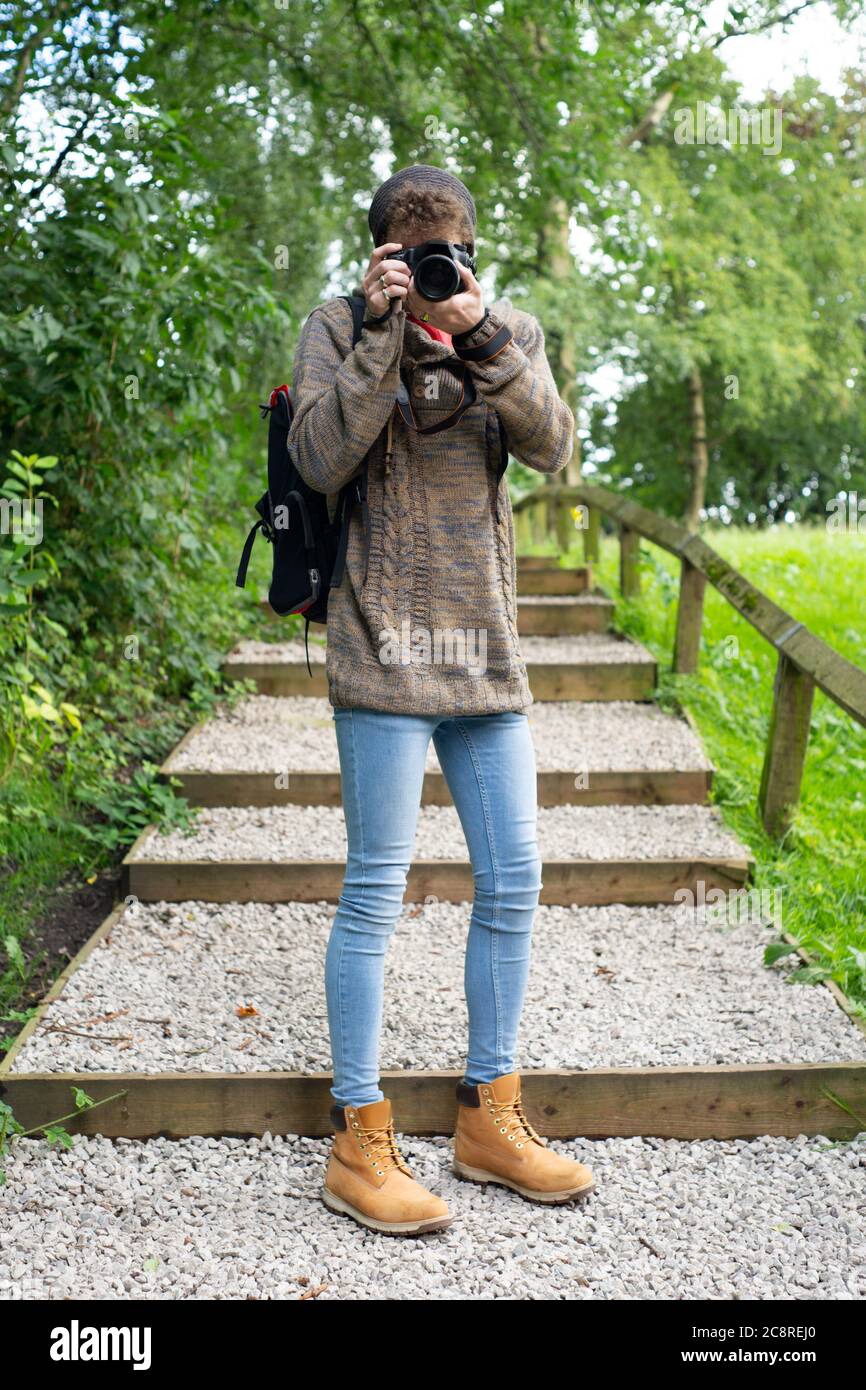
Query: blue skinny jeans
[{"left": 325, "top": 706, "right": 543, "bottom": 1107}]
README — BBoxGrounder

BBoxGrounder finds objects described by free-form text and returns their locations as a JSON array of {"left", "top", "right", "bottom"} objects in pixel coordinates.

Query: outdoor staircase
[{"left": 4, "top": 557, "right": 865, "bottom": 1146}]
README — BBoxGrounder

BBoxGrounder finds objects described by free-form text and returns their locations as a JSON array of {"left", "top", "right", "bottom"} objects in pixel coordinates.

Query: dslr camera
[{"left": 391, "top": 240, "right": 477, "bottom": 302}]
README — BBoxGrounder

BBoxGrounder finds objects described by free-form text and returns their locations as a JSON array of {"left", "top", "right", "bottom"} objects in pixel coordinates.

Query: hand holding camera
[
  {"left": 362, "top": 239, "right": 485, "bottom": 335},
  {"left": 406, "top": 259, "right": 485, "bottom": 336},
  {"left": 397, "top": 240, "right": 484, "bottom": 335},
  {"left": 363, "top": 242, "right": 411, "bottom": 317}
]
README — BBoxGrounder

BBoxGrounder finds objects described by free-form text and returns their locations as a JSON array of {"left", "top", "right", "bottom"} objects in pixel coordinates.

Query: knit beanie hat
[{"left": 367, "top": 163, "right": 476, "bottom": 245}]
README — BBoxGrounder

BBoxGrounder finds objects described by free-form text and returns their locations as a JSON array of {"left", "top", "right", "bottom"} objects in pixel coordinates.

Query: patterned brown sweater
[{"left": 287, "top": 292, "right": 574, "bottom": 715}]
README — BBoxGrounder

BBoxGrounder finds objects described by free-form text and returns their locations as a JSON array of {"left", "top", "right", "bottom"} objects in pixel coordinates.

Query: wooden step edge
[
  {"left": 6, "top": 897, "right": 863, "bottom": 1139},
  {"left": 517, "top": 556, "right": 590, "bottom": 572},
  {"left": 0, "top": 901, "right": 129, "bottom": 1079},
  {"left": 258, "top": 586, "right": 602, "bottom": 620},
  {"left": 4, "top": 1062, "right": 865, "bottom": 1141},
  {"left": 517, "top": 608, "right": 613, "bottom": 636},
  {"left": 158, "top": 767, "right": 715, "bottom": 809},
  {"left": 517, "top": 594, "right": 614, "bottom": 607},
  {"left": 122, "top": 854, "right": 755, "bottom": 907},
  {"left": 258, "top": 593, "right": 607, "bottom": 613},
  {"left": 157, "top": 718, "right": 208, "bottom": 781},
  {"left": 221, "top": 660, "right": 659, "bottom": 702},
  {"left": 517, "top": 575, "right": 592, "bottom": 595}
]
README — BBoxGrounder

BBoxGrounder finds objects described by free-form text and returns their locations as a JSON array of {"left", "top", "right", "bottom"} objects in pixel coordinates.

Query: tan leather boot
[
  {"left": 453, "top": 1072, "right": 595, "bottom": 1204},
  {"left": 322, "top": 1098, "right": 453, "bottom": 1235}
]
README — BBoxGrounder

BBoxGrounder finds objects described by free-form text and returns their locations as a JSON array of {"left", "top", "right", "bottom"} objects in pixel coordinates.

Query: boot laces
[
  {"left": 488, "top": 1095, "right": 543, "bottom": 1146},
  {"left": 356, "top": 1121, "right": 413, "bottom": 1176}
]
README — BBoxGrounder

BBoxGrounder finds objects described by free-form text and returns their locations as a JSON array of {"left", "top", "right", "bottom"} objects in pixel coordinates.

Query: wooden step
[
  {"left": 6, "top": 899, "right": 865, "bottom": 1141},
  {"left": 517, "top": 596, "right": 613, "bottom": 635},
  {"left": 518, "top": 568, "right": 592, "bottom": 596},
  {"left": 165, "top": 765, "right": 713, "bottom": 809},
  {"left": 223, "top": 635, "right": 657, "bottom": 702},
  {"left": 125, "top": 854, "right": 751, "bottom": 907},
  {"left": 7, "top": 1063, "right": 865, "bottom": 1141},
  {"left": 517, "top": 555, "right": 586, "bottom": 572},
  {"left": 160, "top": 698, "right": 714, "bottom": 808},
  {"left": 260, "top": 593, "right": 612, "bottom": 633},
  {"left": 123, "top": 804, "right": 753, "bottom": 907}
]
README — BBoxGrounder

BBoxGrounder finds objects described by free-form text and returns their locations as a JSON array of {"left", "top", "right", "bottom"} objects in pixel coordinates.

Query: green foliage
[
  {"left": 589, "top": 71, "right": 866, "bottom": 519},
  {"left": 581, "top": 524, "right": 866, "bottom": 1016},
  {"left": 0, "top": 11, "right": 303, "bottom": 984},
  {"left": 0, "top": 1084, "right": 128, "bottom": 1185}
]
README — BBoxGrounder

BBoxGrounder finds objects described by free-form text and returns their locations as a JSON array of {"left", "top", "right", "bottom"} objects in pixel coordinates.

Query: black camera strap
[
  {"left": 395, "top": 360, "right": 478, "bottom": 436},
  {"left": 394, "top": 361, "right": 509, "bottom": 480}
]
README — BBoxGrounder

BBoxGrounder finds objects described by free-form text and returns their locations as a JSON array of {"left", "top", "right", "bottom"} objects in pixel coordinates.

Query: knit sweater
[{"left": 287, "top": 292, "right": 574, "bottom": 715}]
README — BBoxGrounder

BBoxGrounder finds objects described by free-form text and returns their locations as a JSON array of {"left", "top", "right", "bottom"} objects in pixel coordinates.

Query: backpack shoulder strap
[
  {"left": 341, "top": 294, "right": 367, "bottom": 349},
  {"left": 266, "top": 385, "right": 293, "bottom": 507},
  {"left": 329, "top": 295, "right": 372, "bottom": 591},
  {"left": 496, "top": 415, "right": 509, "bottom": 482}
]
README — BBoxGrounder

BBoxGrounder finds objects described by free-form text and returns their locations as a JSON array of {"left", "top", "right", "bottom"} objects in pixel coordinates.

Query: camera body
[{"left": 391, "top": 240, "right": 477, "bottom": 302}]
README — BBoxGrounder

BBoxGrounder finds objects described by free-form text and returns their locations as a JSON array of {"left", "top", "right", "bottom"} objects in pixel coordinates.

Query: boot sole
[
  {"left": 322, "top": 1186, "right": 454, "bottom": 1235},
  {"left": 452, "top": 1159, "right": 595, "bottom": 1204}
]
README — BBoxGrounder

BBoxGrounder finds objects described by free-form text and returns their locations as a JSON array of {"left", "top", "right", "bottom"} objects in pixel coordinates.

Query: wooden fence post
[
  {"left": 545, "top": 491, "right": 557, "bottom": 545},
  {"left": 758, "top": 652, "right": 815, "bottom": 839},
  {"left": 515, "top": 507, "right": 531, "bottom": 552},
  {"left": 673, "top": 558, "right": 707, "bottom": 673},
  {"left": 620, "top": 525, "right": 640, "bottom": 597},
  {"left": 583, "top": 507, "right": 600, "bottom": 564},
  {"left": 556, "top": 495, "right": 573, "bottom": 553}
]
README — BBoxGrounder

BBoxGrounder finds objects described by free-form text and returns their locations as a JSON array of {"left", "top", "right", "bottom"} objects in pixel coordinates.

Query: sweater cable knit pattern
[{"left": 287, "top": 293, "right": 574, "bottom": 716}]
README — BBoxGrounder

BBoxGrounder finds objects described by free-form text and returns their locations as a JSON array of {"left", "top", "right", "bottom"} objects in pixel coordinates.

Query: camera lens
[{"left": 415, "top": 254, "right": 461, "bottom": 302}]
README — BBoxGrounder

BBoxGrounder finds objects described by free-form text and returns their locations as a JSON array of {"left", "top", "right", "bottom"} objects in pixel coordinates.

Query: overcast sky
[{"left": 705, "top": 0, "right": 866, "bottom": 97}]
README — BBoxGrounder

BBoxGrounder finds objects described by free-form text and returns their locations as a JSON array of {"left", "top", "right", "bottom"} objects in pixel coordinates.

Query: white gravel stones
[
  {"left": 227, "top": 636, "right": 328, "bottom": 665},
  {"left": 2, "top": 1129, "right": 864, "bottom": 1299},
  {"left": 225, "top": 633, "right": 655, "bottom": 667},
  {"left": 12, "top": 898, "right": 861, "bottom": 1077},
  {"left": 165, "top": 698, "right": 711, "bottom": 775},
  {"left": 132, "top": 803, "right": 748, "bottom": 864}
]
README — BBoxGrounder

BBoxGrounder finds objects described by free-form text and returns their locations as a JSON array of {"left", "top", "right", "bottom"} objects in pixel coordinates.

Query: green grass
[{"left": 556, "top": 521, "right": 866, "bottom": 1020}]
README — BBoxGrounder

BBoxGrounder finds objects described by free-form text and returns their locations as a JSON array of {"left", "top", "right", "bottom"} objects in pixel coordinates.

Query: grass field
[{"left": 557, "top": 521, "right": 866, "bottom": 1020}]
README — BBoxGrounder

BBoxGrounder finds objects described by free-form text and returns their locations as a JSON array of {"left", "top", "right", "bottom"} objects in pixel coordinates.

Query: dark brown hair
[{"left": 382, "top": 181, "right": 475, "bottom": 250}]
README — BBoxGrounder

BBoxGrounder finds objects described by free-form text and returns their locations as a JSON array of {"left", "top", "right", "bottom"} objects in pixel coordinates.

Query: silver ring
[{"left": 382, "top": 285, "right": 391, "bottom": 302}]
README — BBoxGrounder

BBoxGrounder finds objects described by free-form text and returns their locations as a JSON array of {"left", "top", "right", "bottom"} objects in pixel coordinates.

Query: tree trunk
[
  {"left": 529, "top": 24, "right": 581, "bottom": 536},
  {"left": 685, "top": 365, "right": 708, "bottom": 529},
  {"left": 547, "top": 196, "right": 581, "bottom": 482},
  {"left": 544, "top": 196, "right": 581, "bottom": 549}
]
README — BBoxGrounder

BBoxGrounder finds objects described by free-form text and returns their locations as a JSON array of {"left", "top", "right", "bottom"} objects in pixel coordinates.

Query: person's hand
[
  {"left": 406, "top": 261, "right": 485, "bottom": 335},
  {"left": 362, "top": 242, "right": 410, "bottom": 317}
]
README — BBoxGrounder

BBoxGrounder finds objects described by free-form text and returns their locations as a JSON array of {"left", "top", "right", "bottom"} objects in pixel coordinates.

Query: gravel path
[
  {"left": 2, "top": 1129, "right": 863, "bottom": 1299},
  {"left": 226, "top": 633, "right": 655, "bottom": 667},
  {"left": 13, "top": 898, "right": 859, "bottom": 1076},
  {"left": 132, "top": 803, "right": 749, "bottom": 863},
  {"left": 165, "top": 698, "right": 711, "bottom": 775}
]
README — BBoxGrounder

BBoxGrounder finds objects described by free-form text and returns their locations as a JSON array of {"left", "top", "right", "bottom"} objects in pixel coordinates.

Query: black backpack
[{"left": 236, "top": 293, "right": 509, "bottom": 672}]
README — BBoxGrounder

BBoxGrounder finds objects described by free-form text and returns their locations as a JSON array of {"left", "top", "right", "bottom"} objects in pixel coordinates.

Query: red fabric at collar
[{"left": 407, "top": 310, "right": 452, "bottom": 346}]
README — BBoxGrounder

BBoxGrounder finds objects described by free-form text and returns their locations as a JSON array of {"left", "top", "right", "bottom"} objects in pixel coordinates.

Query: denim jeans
[{"left": 325, "top": 705, "right": 543, "bottom": 1107}]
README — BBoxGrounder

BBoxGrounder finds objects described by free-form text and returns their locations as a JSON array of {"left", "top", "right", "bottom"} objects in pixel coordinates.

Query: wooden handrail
[
  {"left": 513, "top": 480, "right": 866, "bottom": 837},
  {"left": 514, "top": 481, "right": 866, "bottom": 727}
]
